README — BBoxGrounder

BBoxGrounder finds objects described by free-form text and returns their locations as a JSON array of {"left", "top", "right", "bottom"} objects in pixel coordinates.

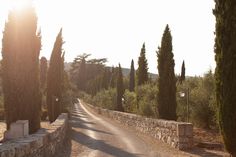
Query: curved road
[
  {"left": 69, "top": 100, "right": 159, "bottom": 157},
  {"left": 56, "top": 100, "right": 229, "bottom": 157}
]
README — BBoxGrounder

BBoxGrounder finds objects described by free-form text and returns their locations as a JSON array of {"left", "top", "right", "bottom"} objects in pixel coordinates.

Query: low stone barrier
[
  {"left": 85, "top": 103, "right": 193, "bottom": 150},
  {"left": 0, "top": 113, "right": 68, "bottom": 157}
]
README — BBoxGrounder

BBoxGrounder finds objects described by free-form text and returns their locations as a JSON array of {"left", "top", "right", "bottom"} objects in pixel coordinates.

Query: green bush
[
  {"left": 177, "top": 78, "right": 200, "bottom": 122},
  {"left": 190, "top": 83, "right": 216, "bottom": 129},
  {"left": 136, "top": 83, "right": 158, "bottom": 117},
  {"left": 93, "top": 88, "right": 116, "bottom": 110},
  {"left": 78, "top": 91, "right": 94, "bottom": 105},
  {"left": 80, "top": 88, "right": 117, "bottom": 110},
  {"left": 177, "top": 71, "right": 217, "bottom": 129},
  {"left": 139, "top": 100, "right": 155, "bottom": 117},
  {"left": 123, "top": 90, "right": 138, "bottom": 113}
]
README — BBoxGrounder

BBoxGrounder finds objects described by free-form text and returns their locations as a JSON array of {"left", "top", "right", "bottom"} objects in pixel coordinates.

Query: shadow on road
[
  {"left": 70, "top": 114, "right": 113, "bottom": 135},
  {"left": 70, "top": 129, "right": 141, "bottom": 157},
  {"left": 54, "top": 103, "right": 228, "bottom": 157}
]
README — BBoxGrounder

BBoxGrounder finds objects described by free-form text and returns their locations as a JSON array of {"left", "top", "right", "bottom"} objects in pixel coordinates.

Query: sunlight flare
[{"left": 9, "top": 0, "right": 32, "bottom": 11}]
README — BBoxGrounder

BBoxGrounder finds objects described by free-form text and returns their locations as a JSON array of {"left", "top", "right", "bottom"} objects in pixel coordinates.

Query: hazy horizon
[{"left": 0, "top": 0, "right": 216, "bottom": 76}]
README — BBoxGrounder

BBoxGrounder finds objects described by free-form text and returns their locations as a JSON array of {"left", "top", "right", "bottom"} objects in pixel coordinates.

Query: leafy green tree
[
  {"left": 70, "top": 54, "right": 108, "bottom": 94},
  {"left": 213, "top": 1, "right": 236, "bottom": 156},
  {"left": 129, "top": 59, "right": 135, "bottom": 92},
  {"left": 40, "top": 57, "right": 48, "bottom": 90},
  {"left": 190, "top": 71, "right": 216, "bottom": 128},
  {"left": 116, "top": 64, "right": 124, "bottom": 112},
  {"left": 123, "top": 90, "right": 137, "bottom": 113},
  {"left": 70, "top": 53, "right": 90, "bottom": 87},
  {"left": 180, "top": 60, "right": 185, "bottom": 84},
  {"left": 137, "top": 43, "right": 148, "bottom": 86},
  {"left": 2, "top": 6, "right": 41, "bottom": 133},
  {"left": 136, "top": 83, "right": 158, "bottom": 117},
  {"left": 157, "top": 25, "right": 177, "bottom": 120},
  {"left": 47, "top": 29, "right": 65, "bottom": 122}
]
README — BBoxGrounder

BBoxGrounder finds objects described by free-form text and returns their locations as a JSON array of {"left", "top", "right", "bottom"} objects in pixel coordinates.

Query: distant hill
[
  {"left": 117, "top": 67, "right": 158, "bottom": 80},
  {"left": 64, "top": 62, "right": 158, "bottom": 80}
]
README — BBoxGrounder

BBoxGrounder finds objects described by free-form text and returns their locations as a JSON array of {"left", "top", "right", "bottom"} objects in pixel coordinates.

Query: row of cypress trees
[
  {"left": 127, "top": 25, "right": 177, "bottom": 120},
  {"left": 102, "top": 1, "right": 236, "bottom": 155},
  {"left": 1, "top": 4, "right": 65, "bottom": 133}
]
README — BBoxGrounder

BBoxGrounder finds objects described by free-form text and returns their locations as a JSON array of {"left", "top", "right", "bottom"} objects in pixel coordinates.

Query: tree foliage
[
  {"left": 40, "top": 57, "right": 47, "bottom": 90},
  {"left": 47, "top": 29, "right": 65, "bottom": 123},
  {"left": 2, "top": 6, "right": 41, "bottom": 133},
  {"left": 70, "top": 54, "right": 110, "bottom": 95},
  {"left": 116, "top": 64, "right": 124, "bottom": 111},
  {"left": 77, "top": 58, "right": 86, "bottom": 90},
  {"left": 157, "top": 25, "right": 177, "bottom": 120},
  {"left": 190, "top": 71, "right": 216, "bottom": 128},
  {"left": 109, "top": 66, "right": 118, "bottom": 88},
  {"left": 213, "top": 0, "right": 236, "bottom": 156},
  {"left": 129, "top": 59, "right": 135, "bottom": 92},
  {"left": 180, "top": 60, "right": 185, "bottom": 84},
  {"left": 137, "top": 43, "right": 148, "bottom": 86}
]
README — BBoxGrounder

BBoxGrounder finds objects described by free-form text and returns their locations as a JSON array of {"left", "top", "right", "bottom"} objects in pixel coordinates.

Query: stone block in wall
[
  {"left": 86, "top": 102, "right": 194, "bottom": 151},
  {"left": 177, "top": 123, "right": 193, "bottom": 150},
  {"left": 0, "top": 113, "right": 68, "bottom": 157},
  {"left": 177, "top": 123, "right": 186, "bottom": 136},
  {"left": 4, "top": 120, "right": 29, "bottom": 140},
  {"left": 185, "top": 124, "right": 193, "bottom": 137},
  {"left": 14, "top": 142, "right": 31, "bottom": 157}
]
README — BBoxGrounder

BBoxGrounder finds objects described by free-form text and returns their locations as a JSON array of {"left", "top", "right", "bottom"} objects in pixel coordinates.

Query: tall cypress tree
[
  {"left": 47, "top": 29, "right": 65, "bottom": 123},
  {"left": 180, "top": 60, "right": 185, "bottom": 84},
  {"left": 2, "top": 5, "right": 41, "bottom": 133},
  {"left": 129, "top": 59, "right": 135, "bottom": 92},
  {"left": 137, "top": 43, "right": 148, "bottom": 86},
  {"left": 116, "top": 64, "right": 124, "bottom": 112},
  {"left": 40, "top": 56, "right": 48, "bottom": 90},
  {"left": 157, "top": 25, "right": 177, "bottom": 120},
  {"left": 214, "top": 1, "right": 236, "bottom": 156}
]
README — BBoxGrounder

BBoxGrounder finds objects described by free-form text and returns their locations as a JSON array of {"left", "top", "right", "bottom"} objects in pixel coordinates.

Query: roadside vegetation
[
  {"left": 0, "top": 4, "right": 73, "bottom": 133},
  {"left": 0, "top": 0, "right": 235, "bottom": 156}
]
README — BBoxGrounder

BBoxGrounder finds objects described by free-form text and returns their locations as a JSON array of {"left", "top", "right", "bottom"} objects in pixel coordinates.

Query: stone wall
[
  {"left": 0, "top": 113, "right": 68, "bottom": 157},
  {"left": 85, "top": 103, "right": 193, "bottom": 150}
]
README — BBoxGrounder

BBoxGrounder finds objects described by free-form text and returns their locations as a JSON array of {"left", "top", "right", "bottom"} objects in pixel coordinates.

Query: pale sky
[{"left": 0, "top": 0, "right": 215, "bottom": 76}]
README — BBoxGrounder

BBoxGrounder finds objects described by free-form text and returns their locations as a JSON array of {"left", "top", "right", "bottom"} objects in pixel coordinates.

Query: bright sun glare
[{"left": 9, "top": 0, "right": 31, "bottom": 11}]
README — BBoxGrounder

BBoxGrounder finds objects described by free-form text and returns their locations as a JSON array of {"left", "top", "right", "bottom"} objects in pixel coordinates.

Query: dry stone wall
[
  {"left": 86, "top": 103, "right": 193, "bottom": 150},
  {"left": 0, "top": 113, "right": 68, "bottom": 157}
]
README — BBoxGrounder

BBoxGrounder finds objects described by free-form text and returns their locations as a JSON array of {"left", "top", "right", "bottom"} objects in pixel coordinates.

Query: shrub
[
  {"left": 136, "top": 83, "right": 158, "bottom": 117},
  {"left": 190, "top": 84, "right": 215, "bottom": 129},
  {"left": 123, "top": 90, "right": 138, "bottom": 113},
  {"left": 93, "top": 88, "right": 117, "bottom": 110},
  {"left": 139, "top": 100, "right": 155, "bottom": 117},
  {"left": 177, "top": 71, "right": 217, "bottom": 129}
]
